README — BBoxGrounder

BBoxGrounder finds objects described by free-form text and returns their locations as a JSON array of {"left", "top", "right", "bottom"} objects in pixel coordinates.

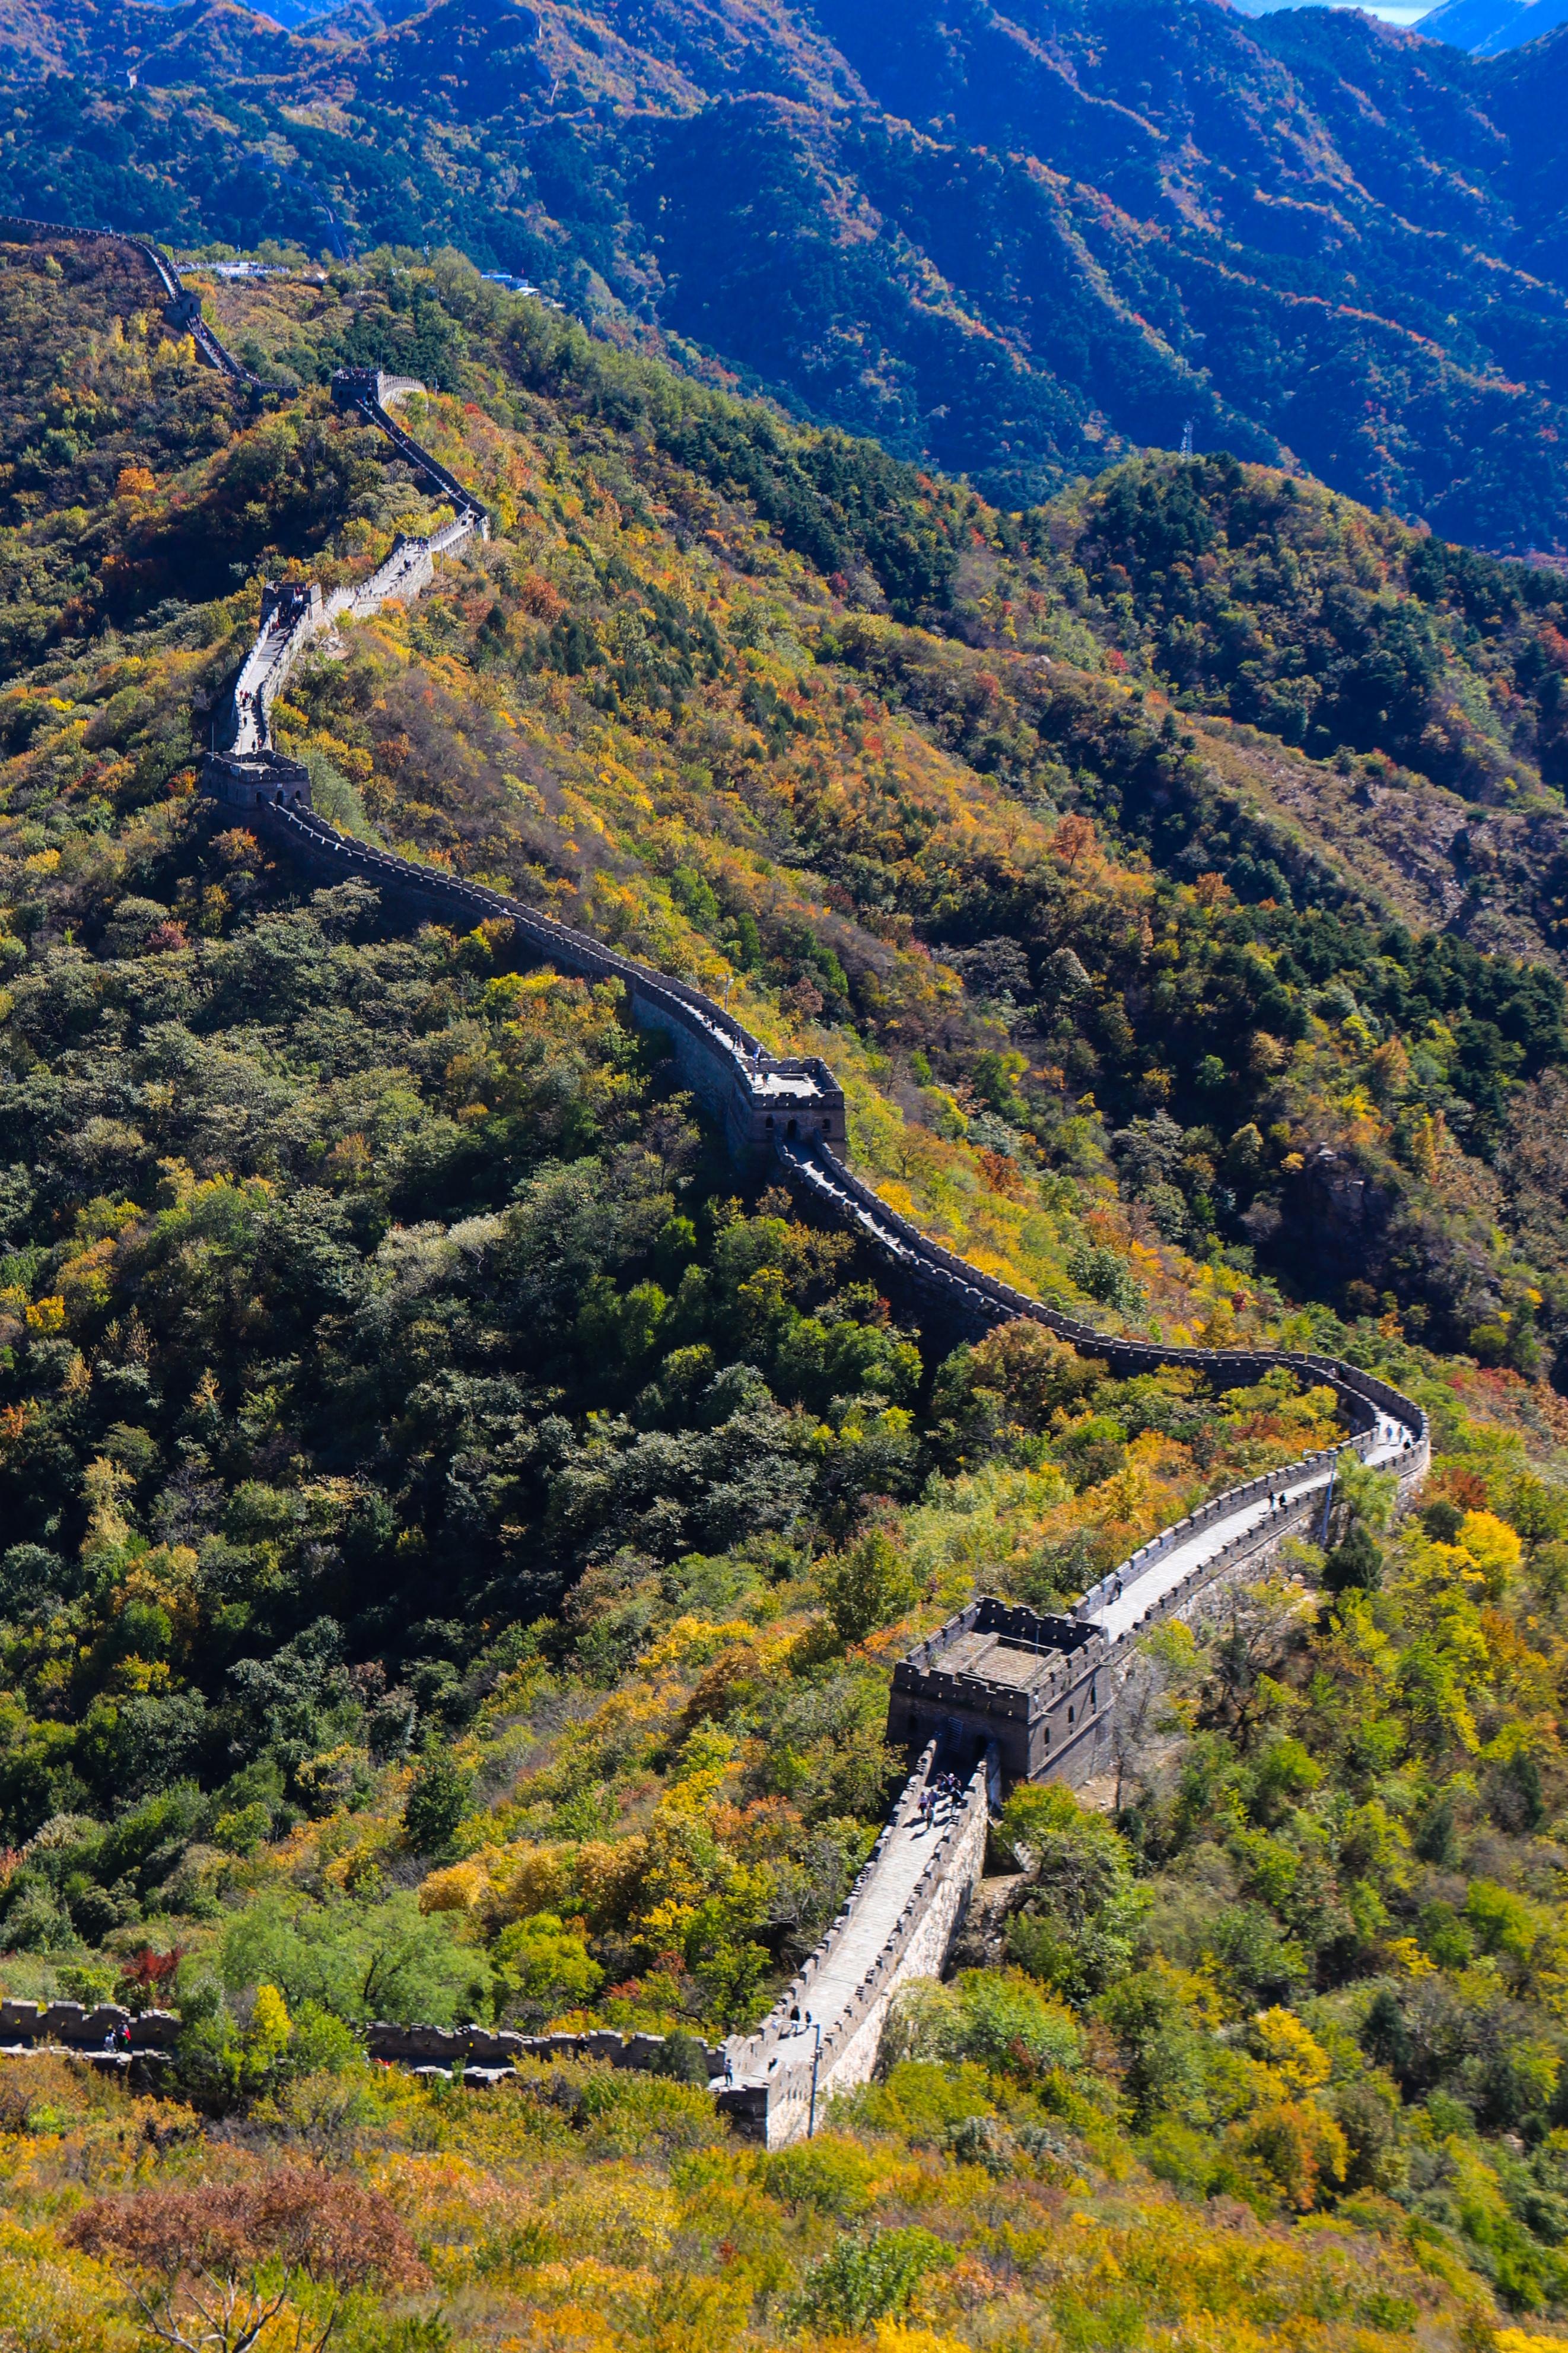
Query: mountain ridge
[
  {"left": 0, "top": 227, "right": 1562, "bottom": 2353},
  {"left": 1, "top": 0, "right": 1566, "bottom": 548}
]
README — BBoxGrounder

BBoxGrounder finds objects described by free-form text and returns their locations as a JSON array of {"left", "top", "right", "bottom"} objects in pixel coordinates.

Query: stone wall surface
[
  {"left": 0, "top": 1999, "right": 178, "bottom": 2050},
  {"left": 363, "top": 2021, "right": 725, "bottom": 2074},
  {"left": 717, "top": 1745, "right": 991, "bottom": 2146}
]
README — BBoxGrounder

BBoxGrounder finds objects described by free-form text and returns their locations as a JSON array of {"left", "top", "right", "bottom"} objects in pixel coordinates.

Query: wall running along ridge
[{"left": 10, "top": 224, "right": 1431, "bottom": 2145}]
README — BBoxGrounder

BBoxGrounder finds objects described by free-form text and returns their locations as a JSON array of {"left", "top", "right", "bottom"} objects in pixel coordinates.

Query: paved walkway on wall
[
  {"left": 1088, "top": 1415, "right": 1414, "bottom": 1644},
  {"left": 766, "top": 1784, "right": 960, "bottom": 2057}
]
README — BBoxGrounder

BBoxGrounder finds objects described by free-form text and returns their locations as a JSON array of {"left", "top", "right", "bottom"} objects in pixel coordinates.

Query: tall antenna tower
[{"left": 1179, "top": 417, "right": 1194, "bottom": 459}]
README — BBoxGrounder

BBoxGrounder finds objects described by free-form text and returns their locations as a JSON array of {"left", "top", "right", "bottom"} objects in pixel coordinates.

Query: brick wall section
[
  {"left": 0, "top": 1999, "right": 179, "bottom": 2049},
  {"left": 0, "top": 214, "right": 271, "bottom": 385},
  {"left": 361, "top": 2021, "right": 724, "bottom": 2075},
  {"left": 0, "top": 1999, "right": 178, "bottom": 2087},
  {"left": 717, "top": 1744, "right": 991, "bottom": 2146},
  {"left": 209, "top": 801, "right": 847, "bottom": 1167},
  {"left": 809, "top": 1776, "right": 987, "bottom": 2103},
  {"left": 720, "top": 1745, "right": 936, "bottom": 2103}
]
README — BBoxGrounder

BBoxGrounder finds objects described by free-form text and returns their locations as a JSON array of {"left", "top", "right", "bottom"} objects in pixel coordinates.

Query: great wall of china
[{"left": 2, "top": 222, "right": 1430, "bottom": 2143}]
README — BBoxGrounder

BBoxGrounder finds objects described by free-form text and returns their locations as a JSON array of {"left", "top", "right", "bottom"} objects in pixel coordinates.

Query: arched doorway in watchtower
[{"left": 931, "top": 1716, "right": 991, "bottom": 1779}]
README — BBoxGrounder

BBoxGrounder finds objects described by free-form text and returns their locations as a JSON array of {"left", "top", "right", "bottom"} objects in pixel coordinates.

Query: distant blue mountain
[{"left": 1420, "top": 0, "right": 1568, "bottom": 53}]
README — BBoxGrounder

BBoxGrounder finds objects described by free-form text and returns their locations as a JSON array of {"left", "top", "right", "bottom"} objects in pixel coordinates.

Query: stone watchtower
[
  {"left": 886, "top": 1597, "right": 1111, "bottom": 1790},
  {"left": 330, "top": 367, "right": 428, "bottom": 414},
  {"left": 331, "top": 366, "right": 391, "bottom": 412},
  {"left": 163, "top": 287, "right": 205, "bottom": 334}
]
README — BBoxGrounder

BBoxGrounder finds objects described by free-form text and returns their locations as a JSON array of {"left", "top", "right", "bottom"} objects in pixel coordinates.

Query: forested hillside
[
  {"left": 0, "top": 236, "right": 1566, "bottom": 2351},
  {"left": 2, "top": 0, "right": 1567, "bottom": 551}
]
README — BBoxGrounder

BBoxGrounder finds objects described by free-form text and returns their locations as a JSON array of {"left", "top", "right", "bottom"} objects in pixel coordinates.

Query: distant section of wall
[
  {"left": 201, "top": 799, "right": 847, "bottom": 1171},
  {"left": 205, "top": 370, "right": 491, "bottom": 783},
  {"left": 780, "top": 1132, "right": 1427, "bottom": 1474},
  {"left": 364, "top": 2020, "right": 726, "bottom": 2077},
  {"left": 330, "top": 369, "right": 491, "bottom": 535},
  {"left": 0, "top": 214, "right": 273, "bottom": 386},
  {"left": 192, "top": 361, "right": 847, "bottom": 1175},
  {"left": 0, "top": 1998, "right": 177, "bottom": 2085},
  {"left": 0, "top": 1998, "right": 179, "bottom": 2049}
]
